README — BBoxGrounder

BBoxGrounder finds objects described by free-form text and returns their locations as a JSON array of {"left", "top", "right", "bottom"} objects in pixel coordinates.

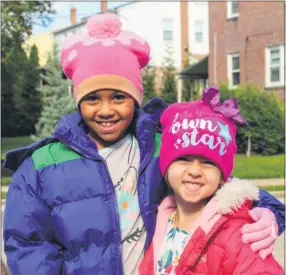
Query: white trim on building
[
  {"left": 265, "top": 44, "right": 285, "bottom": 88},
  {"left": 227, "top": 52, "right": 240, "bottom": 88},
  {"left": 227, "top": 1, "right": 239, "bottom": 19}
]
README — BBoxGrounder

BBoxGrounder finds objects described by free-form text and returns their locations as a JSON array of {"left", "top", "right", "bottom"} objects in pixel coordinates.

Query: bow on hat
[{"left": 202, "top": 87, "right": 247, "bottom": 125}]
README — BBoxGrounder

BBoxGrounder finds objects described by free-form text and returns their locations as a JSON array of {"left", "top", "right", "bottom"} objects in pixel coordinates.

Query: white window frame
[
  {"left": 194, "top": 20, "right": 203, "bottom": 43},
  {"left": 265, "top": 44, "right": 285, "bottom": 88},
  {"left": 162, "top": 18, "right": 173, "bottom": 42},
  {"left": 227, "top": 53, "right": 240, "bottom": 88},
  {"left": 227, "top": 1, "right": 239, "bottom": 19}
]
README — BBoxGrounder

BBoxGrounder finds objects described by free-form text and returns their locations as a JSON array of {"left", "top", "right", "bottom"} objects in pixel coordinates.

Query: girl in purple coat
[{"left": 3, "top": 13, "right": 284, "bottom": 275}]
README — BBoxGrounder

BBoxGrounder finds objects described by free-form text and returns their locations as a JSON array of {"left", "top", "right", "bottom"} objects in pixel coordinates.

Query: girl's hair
[
  {"left": 127, "top": 103, "right": 140, "bottom": 135},
  {"left": 164, "top": 171, "right": 174, "bottom": 195}
]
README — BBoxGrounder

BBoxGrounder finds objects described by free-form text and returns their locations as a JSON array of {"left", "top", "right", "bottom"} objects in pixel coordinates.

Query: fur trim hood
[{"left": 214, "top": 178, "right": 259, "bottom": 214}]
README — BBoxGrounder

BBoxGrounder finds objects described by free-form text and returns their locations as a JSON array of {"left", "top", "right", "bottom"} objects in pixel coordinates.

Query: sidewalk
[{"left": 251, "top": 178, "right": 285, "bottom": 187}]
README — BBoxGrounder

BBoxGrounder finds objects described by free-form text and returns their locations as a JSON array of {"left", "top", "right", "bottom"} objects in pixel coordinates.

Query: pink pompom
[{"left": 87, "top": 13, "right": 121, "bottom": 39}]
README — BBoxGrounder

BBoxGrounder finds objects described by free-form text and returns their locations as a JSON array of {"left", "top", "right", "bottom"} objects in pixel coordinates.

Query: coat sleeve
[
  {"left": 3, "top": 158, "right": 64, "bottom": 275},
  {"left": 254, "top": 189, "right": 285, "bottom": 235},
  {"left": 221, "top": 226, "right": 284, "bottom": 275}
]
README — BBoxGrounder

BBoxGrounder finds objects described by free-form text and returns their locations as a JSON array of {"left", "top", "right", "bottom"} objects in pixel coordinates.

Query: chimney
[
  {"left": 101, "top": 0, "right": 108, "bottom": 13},
  {"left": 180, "top": 0, "right": 189, "bottom": 69},
  {"left": 70, "top": 7, "right": 77, "bottom": 25}
]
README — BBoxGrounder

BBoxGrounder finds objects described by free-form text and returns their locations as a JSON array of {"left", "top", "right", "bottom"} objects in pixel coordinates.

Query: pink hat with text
[
  {"left": 60, "top": 13, "right": 150, "bottom": 106},
  {"left": 159, "top": 87, "right": 247, "bottom": 181}
]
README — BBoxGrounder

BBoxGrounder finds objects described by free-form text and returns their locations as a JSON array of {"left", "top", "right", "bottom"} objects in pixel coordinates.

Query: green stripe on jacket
[{"left": 32, "top": 142, "right": 82, "bottom": 170}]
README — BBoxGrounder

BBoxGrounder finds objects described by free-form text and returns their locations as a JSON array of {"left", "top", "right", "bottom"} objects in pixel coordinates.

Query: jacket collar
[{"left": 54, "top": 110, "right": 158, "bottom": 161}]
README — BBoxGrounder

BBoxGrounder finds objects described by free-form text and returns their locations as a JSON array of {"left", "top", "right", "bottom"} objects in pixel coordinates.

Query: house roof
[
  {"left": 179, "top": 55, "right": 209, "bottom": 79},
  {"left": 53, "top": 1, "right": 137, "bottom": 35}
]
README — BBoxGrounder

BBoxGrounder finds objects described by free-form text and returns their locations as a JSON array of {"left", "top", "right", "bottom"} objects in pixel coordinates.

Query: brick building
[{"left": 208, "top": 1, "right": 285, "bottom": 99}]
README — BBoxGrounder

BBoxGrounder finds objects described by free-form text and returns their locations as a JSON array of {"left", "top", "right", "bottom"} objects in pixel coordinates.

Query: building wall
[
  {"left": 118, "top": 2, "right": 209, "bottom": 69},
  {"left": 24, "top": 32, "right": 54, "bottom": 66},
  {"left": 209, "top": 1, "right": 285, "bottom": 98},
  {"left": 188, "top": 2, "right": 209, "bottom": 57}
]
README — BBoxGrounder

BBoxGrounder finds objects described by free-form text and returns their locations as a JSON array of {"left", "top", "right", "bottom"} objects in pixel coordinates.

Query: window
[
  {"left": 162, "top": 18, "right": 173, "bottom": 41},
  {"left": 194, "top": 20, "right": 203, "bottom": 42},
  {"left": 227, "top": 53, "right": 240, "bottom": 88},
  {"left": 265, "top": 45, "right": 285, "bottom": 87},
  {"left": 227, "top": 1, "right": 239, "bottom": 19}
]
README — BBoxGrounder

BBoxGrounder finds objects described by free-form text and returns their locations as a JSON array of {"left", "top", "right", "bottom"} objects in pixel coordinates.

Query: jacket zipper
[
  {"left": 137, "top": 127, "right": 157, "bottom": 250},
  {"left": 101, "top": 159, "right": 123, "bottom": 275},
  {"left": 66, "top": 144, "right": 123, "bottom": 275}
]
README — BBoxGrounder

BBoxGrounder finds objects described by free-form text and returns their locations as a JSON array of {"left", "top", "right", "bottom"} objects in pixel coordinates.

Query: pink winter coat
[{"left": 139, "top": 179, "right": 284, "bottom": 275}]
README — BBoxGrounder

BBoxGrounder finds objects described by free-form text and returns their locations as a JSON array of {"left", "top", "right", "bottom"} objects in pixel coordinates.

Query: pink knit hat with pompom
[{"left": 61, "top": 13, "right": 150, "bottom": 106}]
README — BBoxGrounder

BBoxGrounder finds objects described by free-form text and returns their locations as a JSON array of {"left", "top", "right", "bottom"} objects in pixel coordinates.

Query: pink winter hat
[
  {"left": 159, "top": 87, "right": 247, "bottom": 181},
  {"left": 60, "top": 13, "right": 150, "bottom": 106}
]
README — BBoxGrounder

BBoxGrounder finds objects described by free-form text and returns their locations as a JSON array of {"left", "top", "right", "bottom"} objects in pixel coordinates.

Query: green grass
[
  {"left": 2, "top": 177, "right": 11, "bottom": 186},
  {"left": 233, "top": 154, "right": 284, "bottom": 179},
  {"left": 1, "top": 191, "right": 7, "bottom": 200},
  {"left": 1, "top": 136, "right": 34, "bottom": 160}
]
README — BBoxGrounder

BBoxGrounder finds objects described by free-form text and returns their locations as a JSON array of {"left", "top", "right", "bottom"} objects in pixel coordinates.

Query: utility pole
[
  {"left": 180, "top": 0, "right": 189, "bottom": 69},
  {"left": 101, "top": 0, "right": 108, "bottom": 13},
  {"left": 179, "top": 0, "right": 189, "bottom": 102}
]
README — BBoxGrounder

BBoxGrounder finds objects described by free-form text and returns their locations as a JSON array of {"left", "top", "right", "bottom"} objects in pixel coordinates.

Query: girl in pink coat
[{"left": 139, "top": 87, "right": 284, "bottom": 275}]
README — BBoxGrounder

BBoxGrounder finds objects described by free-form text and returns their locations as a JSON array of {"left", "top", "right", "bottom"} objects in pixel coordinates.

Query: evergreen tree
[
  {"left": 1, "top": 0, "right": 54, "bottom": 137},
  {"left": 142, "top": 65, "right": 156, "bottom": 105},
  {"left": 1, "top": 44, "right": 18, "bottom": 136},
  {"left": 1, "top": 43, "right": 30, "bottom": 136},
  {"left": 161, "top": 44, "right": 177, "bottom": 104},
  {"left": 33, "top": 44, "right": 76, "bottom": 139},
  {"left": 15, "top": 45, "right": 42, "bottom": 135}
]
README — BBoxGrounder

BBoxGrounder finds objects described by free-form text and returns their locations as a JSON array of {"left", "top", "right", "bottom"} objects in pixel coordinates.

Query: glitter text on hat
[{"left": 171, "top": 116, "right": 231, "bottom": 156}]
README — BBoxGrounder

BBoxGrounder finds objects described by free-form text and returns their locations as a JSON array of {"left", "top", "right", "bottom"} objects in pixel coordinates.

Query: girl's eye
[
  {"left": 177, "top": 157, "right": 189, "bottom": 162},
  {"left": 202, "top": 160, "right": 216, "bottom": 166},
  {"left": 85, "top": 94, "right": 98, "bottom": 102},
  {"left": 113, "top": 94, "right": 126, "bottom": 101}
]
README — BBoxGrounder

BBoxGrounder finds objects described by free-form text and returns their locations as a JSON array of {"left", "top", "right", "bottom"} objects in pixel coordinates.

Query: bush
[
  {"left": 219, "top": 84, "right": 285, "bottom": 155},
  {"left": 142, "top": 65, "right": 156, "bottom": 105}
]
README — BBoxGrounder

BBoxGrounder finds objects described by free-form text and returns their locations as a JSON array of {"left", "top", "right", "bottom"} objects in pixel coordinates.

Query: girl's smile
[
  {"left": 182, "top": 180, "right": 204, "bottom": 194},
  {"left": 95, "top": 119, "right": 121, "bottom": 134}
]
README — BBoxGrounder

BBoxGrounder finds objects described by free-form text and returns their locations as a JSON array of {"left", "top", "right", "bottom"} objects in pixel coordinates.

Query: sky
[{"left": 32, "top": 1, "right": 128, "bottom": 34}]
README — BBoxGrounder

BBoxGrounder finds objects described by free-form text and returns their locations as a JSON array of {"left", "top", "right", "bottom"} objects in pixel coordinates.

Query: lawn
[
  {"left": 1, "top": 137, "right": 284, "bottom": 180},
  {"left": 1, "top": 153, "right": 284, "bottom": 200},
  {"left": 233, "top": 154, "right": 284, "bottom": 179},
  {"left": 1, "top": 191, "right": 7, "bottom": 200},
  {"left": 2, "top": 177, "right": 11, "bottom": 186},
  {"left": 2, "top": 136, "right": 34, "bottom": 160}
]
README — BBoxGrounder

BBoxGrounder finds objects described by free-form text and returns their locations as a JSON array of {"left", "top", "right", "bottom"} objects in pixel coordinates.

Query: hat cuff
[{"left": 75, "top": 74, "right": 143, "bottom": 106}]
